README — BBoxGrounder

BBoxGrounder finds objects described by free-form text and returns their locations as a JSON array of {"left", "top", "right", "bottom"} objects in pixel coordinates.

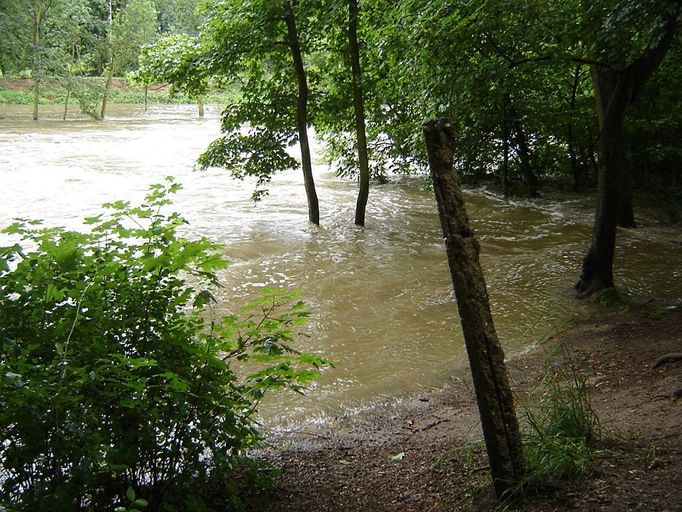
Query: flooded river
[{"left": 2, "top": 104, "right": 681, "bottom": 426}]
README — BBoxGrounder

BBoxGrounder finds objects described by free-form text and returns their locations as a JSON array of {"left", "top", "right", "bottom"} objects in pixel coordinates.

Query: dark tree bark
[
  {"left": 510, "top": 110, "right": 539, "bottom": 197},
  {"left": 577, "top": 8, "right": 679, "bottom": 297},
  {"left": 283, "top": 0, "right": 320, "bottom": 225},
  {"left": 349, "top": 0, "right": 370, "bottom": 227},
  {"left": 617, "top": 174, "right": 636, "bottom": 228},
  {"left": 424, "top": 118, "right": 525, "bottom": 498}
]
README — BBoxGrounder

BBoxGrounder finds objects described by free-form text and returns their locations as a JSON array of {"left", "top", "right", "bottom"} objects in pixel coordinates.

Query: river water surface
[{"left": 2, "top": 104, "right": 681, "bottom": 426}]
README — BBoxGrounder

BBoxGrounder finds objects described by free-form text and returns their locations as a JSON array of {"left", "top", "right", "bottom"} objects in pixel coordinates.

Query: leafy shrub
[
  {"left": 523, "top": 344, "right": 601, "bottom": 482},
  {"left": 0, "top": 178, "right": 328, "bottom": 511}
]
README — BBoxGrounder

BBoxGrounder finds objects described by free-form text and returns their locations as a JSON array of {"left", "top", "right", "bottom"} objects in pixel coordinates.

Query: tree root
[{"left": 651, "top": 353, "right": 682, "bottom": 370}]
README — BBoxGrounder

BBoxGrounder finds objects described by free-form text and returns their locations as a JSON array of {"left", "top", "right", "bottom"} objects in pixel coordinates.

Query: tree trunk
[
  {"left": 502, "top": 93, "right": 510, "bottom": 197},
  {"left": 197, "top": 96, "right": 205, "bottom": 118},
  {"left": 424, "top": 118, "right": 525, "bottom": 498},
  {"left": 100, "top": 54, "right": 115, "bottom": 120},
  {"left": 577, "top": 6, "right": 678, "bottom": 297},
  {"left": 144, "top": 84, "right": 148, "bottom": 112},
  {"left": 32, "top": 79, "right": 40, "bottom": 121},
  {"left": 511, "top": 110, "right": 538, "bottom": 197},
  {"left": 617, "top": 174, "right": 636, "bottom": 228},
  {"left": 283, "top": 0, "right": 320, "bottom": 225},
  {"left": 63, "top": 88, "right": 70, "bottom": 120},
  {"left": 32, "top": 10, "right": 42, "bottom": 121},
  {"left": 576, "top": 69, "right": 625, "bottom": 297},
  {"left": 349, "top": 0, "right": 370, "bottom": 227}
]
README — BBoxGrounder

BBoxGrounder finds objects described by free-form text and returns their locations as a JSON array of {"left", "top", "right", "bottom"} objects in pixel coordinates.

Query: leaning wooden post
[{"left": 423, "top": 118, "right": 525, "bottom": 497}]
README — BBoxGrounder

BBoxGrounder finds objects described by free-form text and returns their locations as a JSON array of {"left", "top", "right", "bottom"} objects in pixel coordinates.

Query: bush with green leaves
[{"left": 0, "top": 178, "right": 328, "bottom": 511}]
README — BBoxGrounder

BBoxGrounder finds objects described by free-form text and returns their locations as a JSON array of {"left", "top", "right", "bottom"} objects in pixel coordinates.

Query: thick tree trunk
[
  {"left": 283, "top": 0, "right": 320, "bottom": 225},
  {"left": 349, "top": 0, "right": 370, "bottom": 226},
  {"left": 424, "top": 118, "right": 525, "bottom": 498},
  {"left": 577, "top": 7, "right": 678, "bottom": 297},
  {"left": 576, "top": 70, "right": 625, "bottom": 297},
  {"left": 617, "top": 175, "right": 636, "bottom": 228}
]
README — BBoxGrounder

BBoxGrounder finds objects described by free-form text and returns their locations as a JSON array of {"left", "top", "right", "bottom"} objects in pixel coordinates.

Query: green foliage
[
  {"left": 0, "top": 178, "right": 329, "bottom": 511},
  {"left": 196, "top": 0, "right": 322, "bottom": 197},
  {"left": 197, "top": 128, "right": 299, "bottom": 201},
  {"left": 133, "top": 34, "right": 210, "bottom": 99},
  {"left": 522, "top": 344, "right": 601, "bottom": 482},
  {"left": 110, "top": 0, "right": 158, "bottom": 75}
]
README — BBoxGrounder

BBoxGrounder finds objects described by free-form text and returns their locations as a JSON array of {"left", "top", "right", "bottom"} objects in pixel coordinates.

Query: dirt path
[{"left": 252, "top": 304, "right": 682, "bottom": 511}]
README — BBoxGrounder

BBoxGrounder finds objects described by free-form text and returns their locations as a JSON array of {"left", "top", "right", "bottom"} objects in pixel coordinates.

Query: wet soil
[{"left": 253, "top": 304, "right": 682, "bottom": 511}]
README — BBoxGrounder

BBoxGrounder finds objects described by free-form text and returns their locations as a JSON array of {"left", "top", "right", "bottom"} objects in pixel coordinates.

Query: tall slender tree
[
  {"left": 28, "top": 0, "right": 55, "bottom": 120},
  {"left": 198, "top": 0, "right": 321, "bottom": 223},
  {"left": 283, "top": 0, "right": 319, "bottom": 225},
  {"left": 348, "top": 0, "right": 370, "bottom": 226},
  {"left": 100, "top": 0, "right": 157, "bottom": 119}
]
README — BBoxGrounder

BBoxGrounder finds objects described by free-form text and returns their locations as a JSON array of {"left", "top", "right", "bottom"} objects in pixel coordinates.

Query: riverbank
[
  {"left": 252, "top": 303, "right": 682, "bottom": 511},
  {"left": 0, "top": 77, "right": 237, "bottom": 106}
]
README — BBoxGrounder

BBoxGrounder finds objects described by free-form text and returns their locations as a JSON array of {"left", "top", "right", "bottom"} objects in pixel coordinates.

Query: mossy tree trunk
[{"left": 423, "top": 118, "right": 525, "bottom": 498}]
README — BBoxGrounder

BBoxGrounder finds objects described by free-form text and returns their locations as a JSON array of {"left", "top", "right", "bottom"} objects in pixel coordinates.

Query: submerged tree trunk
[
  {"left": 63, "top": 88, "right": 70, "bottom": 120},
  {"left": 577, "top": 8, "right": 678, "bottom": 297},
  {"left": 32, "top": 80, "right": 40, "bottom": 121},
  {"left": 424, "top": 118, "right": 525, "bottom": 498},
  {"left": 100, "top": 54, "right": 115, "bottom": 120},
  {"left": 32, "top": 9, "right": 42, "bottom": 121},
  {"left": 283, "top": 0, "right": 320, "bottom": 225},
  {"left": 349, "top": 0, "right": 370, "bottom": 227},
  {"left": 510, "top": 110, "right": 538, "bottom": 197},
  {"left": 197, "top": 96, "right": 205, "bottom": 118},
  {"left": 576, "top": 69, "right": 624, "bottom": 297}
]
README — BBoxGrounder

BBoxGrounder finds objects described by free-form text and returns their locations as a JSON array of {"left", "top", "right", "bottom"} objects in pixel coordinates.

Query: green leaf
[{"left": 127, "top": 487, "right": 136, "bottom": 503}]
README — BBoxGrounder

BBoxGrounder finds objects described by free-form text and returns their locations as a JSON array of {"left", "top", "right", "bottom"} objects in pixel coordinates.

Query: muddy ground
[{"left": 247, "top": 304, "right": 682, "bottom": 511}]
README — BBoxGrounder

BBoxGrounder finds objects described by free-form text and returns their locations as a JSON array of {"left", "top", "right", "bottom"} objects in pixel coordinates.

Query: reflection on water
[{"left": 1, "top": 104, "right": 681, "bottom": 426}]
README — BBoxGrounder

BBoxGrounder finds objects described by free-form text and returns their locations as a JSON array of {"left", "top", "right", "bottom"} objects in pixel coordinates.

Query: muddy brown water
[{"left": 1, "top": 104, "right": 681, "bottom": 427}]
